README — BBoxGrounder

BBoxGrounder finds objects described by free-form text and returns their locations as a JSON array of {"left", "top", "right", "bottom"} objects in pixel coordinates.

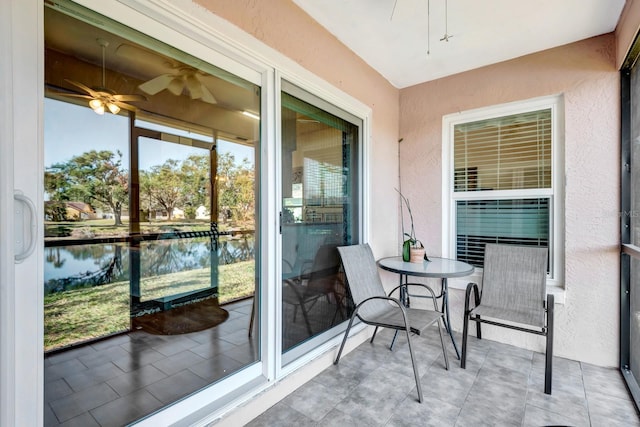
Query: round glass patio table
[{"left": 377, "top": 256, "right": 474, "bottom": 359}]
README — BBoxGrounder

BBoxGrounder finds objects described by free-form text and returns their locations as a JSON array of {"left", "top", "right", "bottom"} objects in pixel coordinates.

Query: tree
[
  {"left": 144, "top": 159, "right": 183, "bottom": 221},
  {"left": 44, "top": 201, "right": 68, "bottom": 222},
  {"left": 233, "top": 159, "right": 255, "bottom": 223},
  {"left": 217, "top": 153, "right": 255, "bottom": 226},
  {"left": 180, "top": 154, "right": 210, "bottom": 219},
  {"left": 48, "top": 150, "right": 128, "bottom": 225}
]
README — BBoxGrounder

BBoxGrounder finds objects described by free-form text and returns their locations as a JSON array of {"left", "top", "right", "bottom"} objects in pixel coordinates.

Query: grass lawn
[{"left": 44, "top": 260, "right": 255, "bottom": 351}]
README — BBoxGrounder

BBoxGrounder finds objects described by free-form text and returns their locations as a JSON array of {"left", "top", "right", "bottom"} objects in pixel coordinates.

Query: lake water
[{"left": 44, "top": 235, "right": 254, "bottom": 294}]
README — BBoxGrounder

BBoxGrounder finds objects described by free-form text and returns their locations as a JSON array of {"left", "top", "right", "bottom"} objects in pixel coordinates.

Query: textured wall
[
  {"left": 195, "top": 0, "right": 620, "bottom": 366},
  {"left": 195, "top": 0, "right": 401, "bottom": 255},
  {"left": 400, "top": 34, "right": 620, "bottom": 366}
]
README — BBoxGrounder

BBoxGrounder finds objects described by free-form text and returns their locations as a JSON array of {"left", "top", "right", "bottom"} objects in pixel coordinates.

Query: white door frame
[{"left": 0, "top": 0, "right": 44, "bottom": 426}]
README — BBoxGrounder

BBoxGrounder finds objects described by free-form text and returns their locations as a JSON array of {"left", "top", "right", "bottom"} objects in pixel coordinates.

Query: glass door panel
[
  {"left": 43, "top": 2, "right": 261, "bottom": 424},
  {"left": 44, "top": 98, "right": 131, "bottom": 350},
  {"left": 131, "top": 131, "right": 220, "bottom": 324},
  {"left": 281, "top": 83, "right": 359, "bottom": 354}
]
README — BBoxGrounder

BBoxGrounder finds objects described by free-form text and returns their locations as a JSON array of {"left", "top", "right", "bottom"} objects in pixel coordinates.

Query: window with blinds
[
  {"left": 454, "top": 109, "right": 552, "bottom": 192},
  {"left": 456, "top": 198, "right": 550, "bottom": 267},
  {"left": 451, "top": 108, "right": 553, "bottom": 269}
]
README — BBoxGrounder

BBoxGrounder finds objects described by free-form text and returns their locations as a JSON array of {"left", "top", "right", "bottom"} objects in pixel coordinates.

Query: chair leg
[
  {"left": 298, "top": 303, "right": 314, "bottom": 336},
  {"left": 389, "top": 330, "right": 399, "bottom": 350},
  {"left": 476, "top": 316, "right": 482, "bottom": 339},
  {"left": 334, "top": 311, "right": 358, "bottom": 365},
  {"left": 437, "top": 317, "right": 450, "bottom": 370},
  {"left": 248, "top": 295, "right": 256, "bottom": 338},
  {"left": 405, "top": 327, "right": 423, "bottom": 403},
  {"left": 545, "top": 294, "right": 554, "bottom": 395},
  {"left": 370, "top": 326, "right": 379, "bottom": 343},
  {"left": 461, "top": 313, "right": 469, "bottom": 369}
]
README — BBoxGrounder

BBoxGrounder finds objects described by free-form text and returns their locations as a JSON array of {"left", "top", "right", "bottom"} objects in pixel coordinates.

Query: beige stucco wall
[
  {"left": 196, "top": 0, "right": 620, "bottom": 373},
  {"left": 168, "top": 3, "right": 622, "bottom": 423},
  {"left": 400, "top": 34, "right": 620, "bottom": 367},
  {"left": 196, "top": 0, "right": 401, "bottom": 256}
]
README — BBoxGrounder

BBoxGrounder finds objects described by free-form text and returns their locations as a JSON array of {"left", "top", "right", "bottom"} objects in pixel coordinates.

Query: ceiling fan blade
[
  {"left": 113, "top": 94, "right": 147, "bottom": 102},
  {"left": 199, "top": 84, "right": 217, "bottom": 104},
  {"left": 194, "top": 74, "right": 217, "bottom": 104},
  {"left": 65, "top": 79, "right": 99, "bottom": 97},
  {"left": 49, "top": 92, "right": 93, "bottom": 100},
  {"left": 138, "top": 74, "right": 175, "bottom": 95},
  {"left": 185, "top": 74, "right": 203, "bottom": 100},
  {"left": 113, "top": 101, "right": 137, "bottom": 112},
  {"left": 166, "top": 77, "right": 184, "bottom": 96}
]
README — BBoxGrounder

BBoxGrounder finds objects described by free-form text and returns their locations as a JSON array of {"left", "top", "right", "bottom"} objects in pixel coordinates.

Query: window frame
[{"left": 442, "top": 95, "right": 564, "bottom": 287}]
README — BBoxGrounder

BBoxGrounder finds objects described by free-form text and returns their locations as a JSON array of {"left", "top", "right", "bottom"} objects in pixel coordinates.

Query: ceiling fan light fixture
[
  {"left": 57, "top": 39, "right": 145, "bottom": 115},
  {"left": 89, "top": 98, "right": 105, "bottom": 114},
  {"left": 107, "top": 102, "right": 120, "bottom": 114}
]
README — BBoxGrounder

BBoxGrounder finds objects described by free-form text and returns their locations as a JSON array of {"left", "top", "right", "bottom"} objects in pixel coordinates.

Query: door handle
[{"left": 14, "top": 191, "right": 37, "bottom": 263}]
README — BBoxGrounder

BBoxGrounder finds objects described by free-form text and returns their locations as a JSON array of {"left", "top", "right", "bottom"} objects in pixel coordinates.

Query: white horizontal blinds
[
  {"left": 453, "top": 108, "right": 552, "bottom": 268},
  {"left": 282, "top": 92, "right": 357, "bottom": 213},
  {"left": 454, "top": 109, "right": 552, "bottom": 192},
  {"left": 456, "top": 198, "right": 550, "bottom": 267}
]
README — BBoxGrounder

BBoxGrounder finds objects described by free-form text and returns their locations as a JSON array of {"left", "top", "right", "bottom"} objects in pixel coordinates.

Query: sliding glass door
[
  {"left": 43, "top": 2, "right": 260, "bottom": 424},
  {"left": 280, "top": 81, "right": 359, "bottom": 360},
  {"left": 4, "top": 0, "right": 368, "bottom": 423}
]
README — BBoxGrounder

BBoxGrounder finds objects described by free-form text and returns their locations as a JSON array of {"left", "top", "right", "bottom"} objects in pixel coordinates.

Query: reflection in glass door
[
  {"left": 281, "top": 82, "right": 360, "bottom": 355},
  {"left": 43, "top": 2, "right": 261, "bottom": 424},
  {"left": 130, "top": 127, "right": 221, "bottom": 328}
]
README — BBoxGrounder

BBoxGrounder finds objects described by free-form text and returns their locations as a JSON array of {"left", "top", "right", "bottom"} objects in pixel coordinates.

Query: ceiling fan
[
  {"left": 56, "top": 38, "right": 147, "bottom": 115},
  {"left": 117, "top": 44, "right": 217, "bottom": 104},
  {"left": 138, "top": 66, "right": 217, "bottom": 104}
]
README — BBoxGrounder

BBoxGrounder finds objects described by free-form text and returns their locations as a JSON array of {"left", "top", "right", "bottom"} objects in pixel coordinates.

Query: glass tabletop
[{"left": 377, "top": 256, "right": 474, "bottom": 278}]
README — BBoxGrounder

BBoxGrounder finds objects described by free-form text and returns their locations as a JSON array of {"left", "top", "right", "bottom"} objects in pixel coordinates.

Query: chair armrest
[
  {"left": 283, "top": 278, "right": 305, "bottom": 300},
  {"left": 464, "top": 282, "right": 481, "bottom": 314},
  {"left": 359, "top": 295, "right": 404, "bottom": 309},
  {"left": 354, "top": 295, "right": 410, "bottom": 327},
  {"left": 389, "top": 283, "right": 440, "bottom": 311}
]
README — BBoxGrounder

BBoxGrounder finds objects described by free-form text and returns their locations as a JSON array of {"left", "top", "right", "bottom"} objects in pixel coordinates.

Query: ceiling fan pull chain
[
  {"left": 97, "top": 38, "right": 109, "bottom": 88},
  {"left": 427, "top": 0, "right": 430, "bottom": 55},
  {"left": 440, "top": 0, "right": 453, "bottom": 42}
]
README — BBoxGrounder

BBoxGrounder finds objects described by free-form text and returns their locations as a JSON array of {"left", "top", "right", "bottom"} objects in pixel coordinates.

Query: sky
[{"left": 44, "top": 98, "right": 254, "bottom": 171}]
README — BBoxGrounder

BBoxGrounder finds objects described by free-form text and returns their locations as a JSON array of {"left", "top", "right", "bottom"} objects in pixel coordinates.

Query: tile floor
[
  {"left": 44, "top": 296, "right": 640, "bottom": 427},
  {"left": 44, "top": 298, "right": 258, "bottom": 427},
  {"left": 43, "top": 293, "right": 339, "bottom": 427},
  {"left": 246, "top": 327, "right": 640, "bottom": 427}
]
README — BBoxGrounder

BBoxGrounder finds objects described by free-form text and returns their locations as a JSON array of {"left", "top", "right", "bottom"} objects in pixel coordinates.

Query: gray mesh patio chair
[
  {"left": 283, "top": 244, "right": 345, "bottom": 335},
  {"left": 461, "top": 243, "right": 554, "bottom": 394},
  {"left": 334, "top": 244, "right": 449, "bottom": 403}
]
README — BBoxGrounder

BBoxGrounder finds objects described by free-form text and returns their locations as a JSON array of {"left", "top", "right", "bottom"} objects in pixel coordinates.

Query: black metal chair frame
[
  {"left": 461, "top": 282, "right": 555, "bottom": 394},
  {"left": 335, "top": 282, "right": 449, "bottom": 403}
]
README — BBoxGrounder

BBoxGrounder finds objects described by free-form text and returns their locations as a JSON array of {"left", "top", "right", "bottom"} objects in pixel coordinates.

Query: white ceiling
[{"left": 293, "top": 0, "right": 626, "bottom": 88}]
